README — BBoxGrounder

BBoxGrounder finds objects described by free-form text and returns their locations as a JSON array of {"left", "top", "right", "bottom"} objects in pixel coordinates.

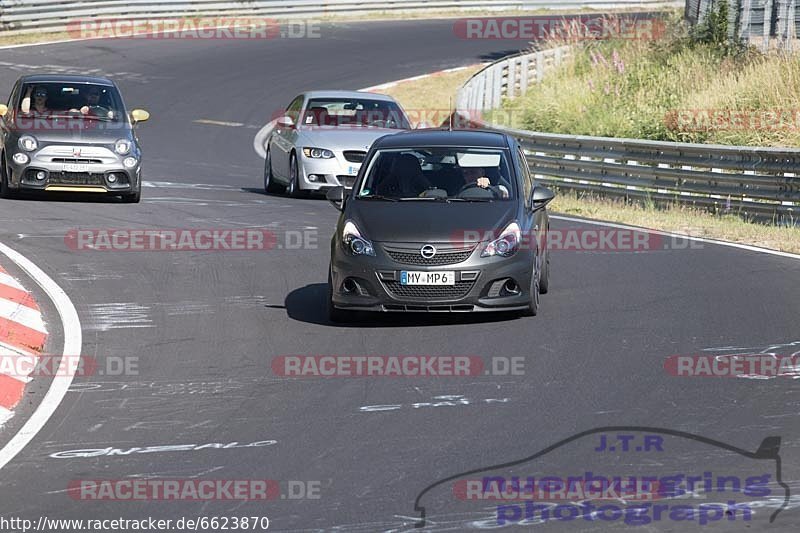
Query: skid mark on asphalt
[
  {"left": 67, "top": 377, "right": 276, "bottom": 395},
  {"left": 143, "top": 180, "right": 243, "bottom": 190},
  {"left": 84, "top": 302, "right": 153, "bottom": 331},
  {"left": 143, "top": 197, "right": 276, "bottom": 207},
  {"left": 59, "top": 266, "right": 124, "bottom": 282}
]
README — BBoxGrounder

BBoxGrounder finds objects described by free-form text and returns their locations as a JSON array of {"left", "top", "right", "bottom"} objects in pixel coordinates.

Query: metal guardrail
[
  {"left": 0, "top": 0, "right": 683, "bottom": 36},
  {"left": 688, "top": 0, "right": 798, "bottom": 52},
  {"left": 455, "top": 44, "right": 800, "bottom": 222}
]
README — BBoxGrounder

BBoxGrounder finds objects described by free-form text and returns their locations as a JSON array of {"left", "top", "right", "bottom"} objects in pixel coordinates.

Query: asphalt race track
[{"left": 1, "top": 17, "right": 799, "bottom": 532}]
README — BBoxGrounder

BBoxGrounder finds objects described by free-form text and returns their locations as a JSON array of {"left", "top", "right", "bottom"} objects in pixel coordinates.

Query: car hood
[
  {"left": 346, "top": 200, "right": 517, "bottom": 243},
  {"left": 296, "top": 126, "right": 400, "bottom": 150}
]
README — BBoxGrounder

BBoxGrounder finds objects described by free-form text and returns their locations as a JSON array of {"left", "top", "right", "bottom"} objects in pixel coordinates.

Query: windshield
[
  {"left": 356, "top": 147, "right": 515, "bottom": 201},
  {"left": 17, "top": 82, "right": 126, "bottom": 123},
  {"left": 302, "top": 98, "right": 410, "bottom": 129}
]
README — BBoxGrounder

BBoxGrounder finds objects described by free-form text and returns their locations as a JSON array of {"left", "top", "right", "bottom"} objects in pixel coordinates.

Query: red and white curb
[
  {"left": 0, "top": 264, "right": 47, "bottom": 428},
  {"left": 0, "top": 241, "right": 80, "bottom": 472}
]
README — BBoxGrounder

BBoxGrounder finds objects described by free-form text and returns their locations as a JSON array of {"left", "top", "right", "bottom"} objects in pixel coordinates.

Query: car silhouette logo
[{"left": 420, "top": 245, "right": 436, "bottom": 259}]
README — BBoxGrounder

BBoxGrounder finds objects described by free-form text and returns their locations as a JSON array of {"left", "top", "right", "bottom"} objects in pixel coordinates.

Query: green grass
[{"left": 494, "top": 14, "right": 800, "bottom": 147}]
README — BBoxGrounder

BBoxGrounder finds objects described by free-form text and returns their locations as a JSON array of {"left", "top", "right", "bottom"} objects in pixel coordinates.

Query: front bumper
[
  {"left": 330, "top": 241, "right": 535, "bottom": 313},
  {"left": 7, "top": 145, "right": 140, "bottom": 194},
  {"left": 298, "top": 150, "right": 363, "bottom": 191}
]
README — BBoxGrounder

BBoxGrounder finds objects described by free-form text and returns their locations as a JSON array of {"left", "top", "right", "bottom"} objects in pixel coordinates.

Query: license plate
[
  {"left": 400, "top": 271, "right": 455, "bottom": 285},
  {"left": 346, "top": 165, "right": 360, "bottom": 176},
  {"left": 63, "top": 163, "right": 90, "bottom": 172}
]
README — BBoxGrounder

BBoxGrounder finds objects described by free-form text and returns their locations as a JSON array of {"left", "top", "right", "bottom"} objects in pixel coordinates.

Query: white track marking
[
  {"left": 0, "top": 341, "right": 35, "bottom": 358},
  {"left": 193, "top": 119, "right": 245, "bottom": 127},
  {"left": 0, "top": 242, "right": 82, "bottom": 471},
  {"left": 0, "top": 297, "right": 46, "bottom": 332},
  {"left": 253, "top": 119, "right": 277, "bottom": 159},
  {"left": 0, "top": 272, "right": 26, "bottom": 291},
  {"left": 0, "top": 407, "right": 13, "bottom": 428}
]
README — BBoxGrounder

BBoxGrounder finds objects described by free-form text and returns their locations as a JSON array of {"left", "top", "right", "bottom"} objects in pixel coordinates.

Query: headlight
[
  {"left": 114, "top": 139, "right": 131, "bottom": 155},
  {"left": 342, "top": 220, "right": 375, "bottom": 256},
  {"left": 18, "top": 135, "right": 37, "bottom": 152},
  {"left": 481, "top": 222, "right": 521, "bottom": 258},
  {"left": 123, "top": 157, "right": 138, "bottom": 168},
  {"left": 302, "top": 147, "right": 334, "bottom": 159},
  {"left": 12, "top": 153, "right": 29, "bottom": 164}
]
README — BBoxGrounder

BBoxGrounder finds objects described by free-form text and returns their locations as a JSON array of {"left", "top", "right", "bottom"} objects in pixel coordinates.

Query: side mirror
[
  {"left": 531, "top": 185, "right": 555, "bottom": 210},
  {"left": 277, "top": 115, "right": 294, "bottom": 128},
  {"left": 326, "top": 186, "right": 345, "bottom": 211},
  {"left": 130, "top": 109, "right": 150, "bottom": 123},
  {"left": 0, "top": 104, "right": 7, "bottom": 117}
]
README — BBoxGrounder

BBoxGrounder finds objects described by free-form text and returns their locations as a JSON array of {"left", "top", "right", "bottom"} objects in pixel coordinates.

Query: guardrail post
[
  {"left": 519, "top": 55, "right": 530, "bottom": 95},
  {"left": 492, "top": 63, "right": 504, "bottom": 108},
  {"left": 507, "top": 58, "right": 518, "bottom": 99},
  {"left": 535, "top": 51, "right": 545, "bottom": 83}
]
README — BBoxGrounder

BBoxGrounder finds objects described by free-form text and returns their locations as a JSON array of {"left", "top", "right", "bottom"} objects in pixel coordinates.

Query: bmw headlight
[
  {"left": 18, "top": 135, "right": 38, "bottom": 152},
  {"left": 481, "top": 222, "right": 521, "bottom": 258},
  {"left": 342, "top": 220, "right": 374, "bottom": 256},
  {"left": 114, "top": 139, "right": 131, "bottom": 155},
  {"left": 302, "top": 147, "right": 334, "bottom": 159}
]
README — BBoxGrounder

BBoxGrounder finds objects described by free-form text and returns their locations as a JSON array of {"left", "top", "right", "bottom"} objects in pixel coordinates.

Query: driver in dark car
[{"left": 461, "top": 166, "right": 509, "bottom": 198}]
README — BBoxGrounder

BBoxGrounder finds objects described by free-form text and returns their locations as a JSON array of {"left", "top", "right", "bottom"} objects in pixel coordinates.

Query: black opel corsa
[{"left": 326, "top": 129, "right": 554, "bottom": 322}]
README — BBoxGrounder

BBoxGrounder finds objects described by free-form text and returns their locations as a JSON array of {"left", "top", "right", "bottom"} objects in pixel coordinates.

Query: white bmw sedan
[{"left": 264, "top": 90, "right": 411, "bottom": 197}]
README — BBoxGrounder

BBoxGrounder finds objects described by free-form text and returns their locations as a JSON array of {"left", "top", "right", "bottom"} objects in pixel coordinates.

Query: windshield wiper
[
  {"left": 446, "top": 197, "right": 494, "bottom": 202},
  {"left": 48, "top": 114, "right": 115, "bottom": 122},
  {"left": 358, "top": 194, "right": 399, "bottom": 202},
  {"left": 398, "top": 196, "right": 444, "bottom": 201}
]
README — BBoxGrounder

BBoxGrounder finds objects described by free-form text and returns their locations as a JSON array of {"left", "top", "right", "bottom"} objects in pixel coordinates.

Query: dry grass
[
  {"left": 0, "top": 31, "right": 74, "bottom": 47},
  {"left": 552, "top": 190, "right": 800, "bottom": 254},
  {"left": 376, "top": 65, "right": 484, "bottom": 127},
  {"left": 495, "top": 14, "right": 800, "bottom": 147},
  {"left": 377, "top": 59, "right": 800, "bottom": 254}
]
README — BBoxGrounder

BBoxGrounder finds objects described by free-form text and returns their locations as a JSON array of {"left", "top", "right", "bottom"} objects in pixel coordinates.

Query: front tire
[
  {"left": 264, "top": 148, "right": 283, "bottom": 194},
  {"left": 539, "top": 248, "right": 550, "bottom": 294},
  {"left": 521, "top": 263, "right": 540, "bottom": 317},
  {"left": 122, "top": 188, "right": 141, "bottom": 203},
  {"left": 0, "top": 156, "right": 16, "bottom": 199},
  {"left": 286, "top": 152, "right": 306, "bottom": 198}
]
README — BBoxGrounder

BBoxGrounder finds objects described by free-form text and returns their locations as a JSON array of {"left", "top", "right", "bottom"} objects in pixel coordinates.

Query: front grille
[
  {"left": 336, "top": 175, "right": 356, "bottom": 188},
  {"left": 343, "top": 151, "right": 366, "bottom": 163},
  {"left": 50, "top": 158, "right": 103, "bottom": 164},
  {"left": 382, "top": 280, "right": 474, "bottom": 300},
  {"left": 50, "top": 173, "right": 105, "bottom": 186},
  {"left": 384, "top": 246, "right": 475, "bottom": 266}
]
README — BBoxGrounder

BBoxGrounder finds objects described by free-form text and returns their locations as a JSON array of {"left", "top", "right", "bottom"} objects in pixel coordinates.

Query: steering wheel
[{"left": 458, "top": 181, "right": 500, "bottom": 198}]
